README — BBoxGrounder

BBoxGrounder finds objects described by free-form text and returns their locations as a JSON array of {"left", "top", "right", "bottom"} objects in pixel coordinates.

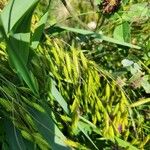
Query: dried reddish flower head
[{"left": 101, "top": 0, "right": 121, "bottom": 14}]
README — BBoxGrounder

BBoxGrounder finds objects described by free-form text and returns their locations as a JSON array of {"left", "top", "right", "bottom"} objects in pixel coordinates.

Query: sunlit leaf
[
  {"left": 113, "top": 21, "right": 131, "bottom": 42},
  {"left": 0, "top": 0, "right": 39, "bottom": 34},
  {"left": 51, "top": 80, "right": 69, "bottom": 114}
]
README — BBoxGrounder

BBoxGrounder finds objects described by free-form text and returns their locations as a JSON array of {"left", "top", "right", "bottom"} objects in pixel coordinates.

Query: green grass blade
[
  {"left": 52, "top": 26, "right": 140, "bottom": 49},
  {"left": 78, "top": 122, "right": 99, "bottom": 150},
  {"left": 51, "top": 80, "right": 69, "bottom": 114},
  {"left": 52, "top": 25, "right": 93, "bottom": 35},
  {"left": 102, "top": 35, "right": 140, "bottom": 49}
]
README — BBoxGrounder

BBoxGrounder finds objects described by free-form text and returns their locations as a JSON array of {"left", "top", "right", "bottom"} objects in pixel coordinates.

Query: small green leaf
[
  {"left": 141, "top": 75, "right": 150, "bottom": 93},
  {"left": 113, "top": 21, "right": 131, "bottom": 42}
]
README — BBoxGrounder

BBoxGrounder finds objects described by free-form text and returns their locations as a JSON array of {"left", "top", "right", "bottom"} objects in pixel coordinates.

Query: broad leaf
[
  {"left": 9, "top": 33, "right": 30, "bottom": 65},
  {"left": 4, "top": 119, "right": 26, "bottom": 150},
  {"left": 7, "top": 34, "right": 38, "bottom": 95},
  {"left": 28, "top": 105, "right": 71, "bottom": 150},
  {"left": 113, "top": 21, "right": 131, "bottom": 42},
  {"left": 0, "top": 0, "right": 39, "bottom": 34}
]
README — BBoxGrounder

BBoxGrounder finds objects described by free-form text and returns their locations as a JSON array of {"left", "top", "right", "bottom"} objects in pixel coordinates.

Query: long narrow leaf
[
  {"left": 50, "top": 26, "right": 140, "bottom": 49},
  {"left": 78, "top": 122, "right": 99, "bottom": 150},
  {"left": 51, "top": 80, "right": 69, "bottom": 114}
]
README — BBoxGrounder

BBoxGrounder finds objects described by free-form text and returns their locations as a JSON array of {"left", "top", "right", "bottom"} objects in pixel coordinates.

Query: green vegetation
[{"left": 0, "top": 0, "right": 149, "bottom": 149}]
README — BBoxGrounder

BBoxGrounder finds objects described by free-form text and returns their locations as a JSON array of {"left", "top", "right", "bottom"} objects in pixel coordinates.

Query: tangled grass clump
[{"left": 0, "top": 0, "right": 149, "bottom": 149}]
